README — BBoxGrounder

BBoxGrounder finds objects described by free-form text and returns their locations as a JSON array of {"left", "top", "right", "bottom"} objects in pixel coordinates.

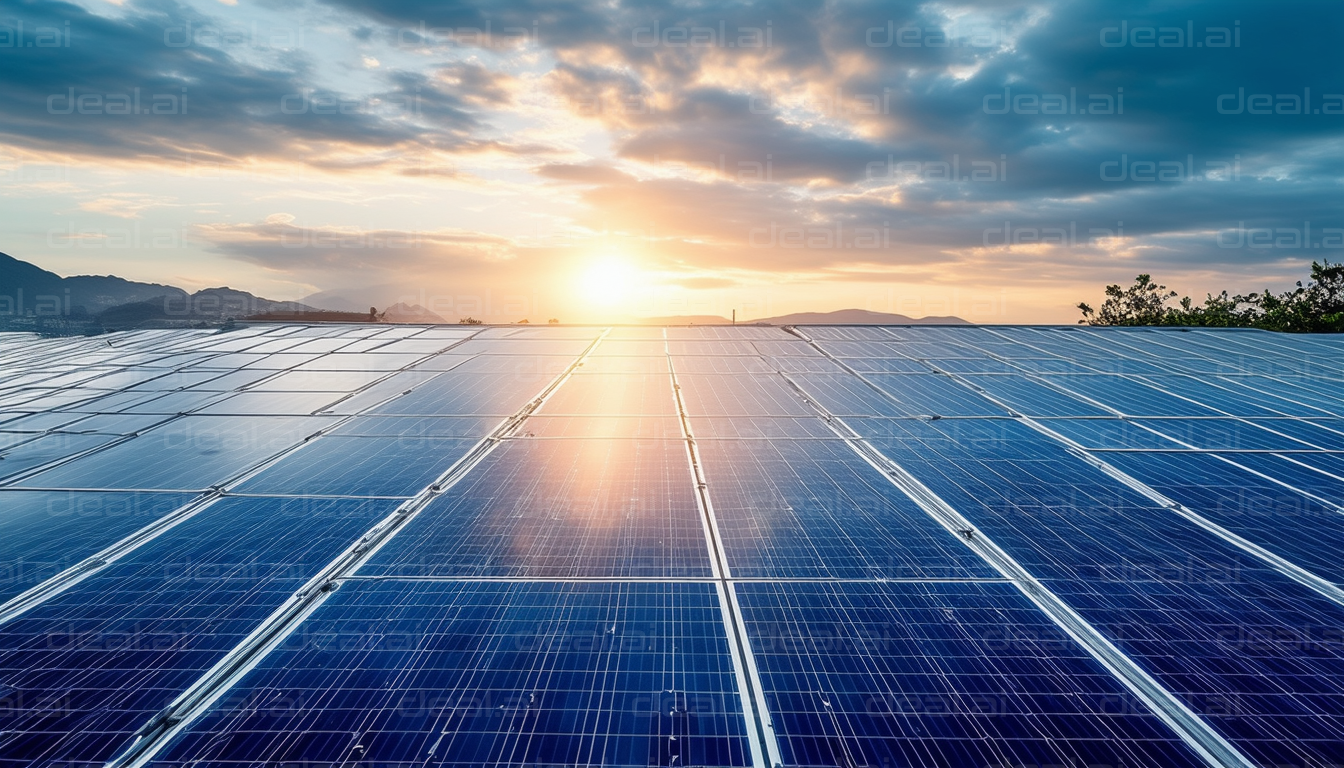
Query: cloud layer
[{"left": 3, "top": 0, "right": 1342, "bottom": 321}]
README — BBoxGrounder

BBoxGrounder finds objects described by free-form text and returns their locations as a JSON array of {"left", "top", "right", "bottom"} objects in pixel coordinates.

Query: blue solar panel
[
  {"left": 10, "top": 416, "right": 337, "bottom": 491},
  {"left": 736, "top": 581, "right": 1207, "bottom": 768},
  {"left": 862, "top": 419, "right": 1344, "bottom": 767},
  {"left": 785, "top": 373, "right": 907, "bottom": 417},
  {"left": 361, "top": 439, "right": 712, "bottom": 578},
  {"left": 689, "top": 416, "right": 837, "bottom": 439},
  {"left": 2, "top": 323, "right": 1341, "bottom": 768},
  {"left": 524, "top": 415, "right": 686, "bottom": 438},
  {"left": 694, "top": 438, "right": 997, "bottom": 579},
  {"left": 371, "top": 371, "right": 560, "bottom": 416},
  {"left": 0, "top": 496, "right": 398, "bottom": 765},
  {"left": 329, "top": 415, "right": 500, "bottom": 438},
  {"left": 1102, "top": 451, "right": 1344, "bottom": 583},
  {"left": 4, "top": 428, "right": 126, "bottom": 474},
  {"left": 538, "top": 374, "right": 677, "bottom": 416},
  {"left": 1034, "top": 418, "right": 1184, "bottom": 449},
  {"left": 150, "top": 581, "right": 753, "bottom": 767},
  {"left": 0, "top": 490, "right": 195, "bottom": 603},
  {"left": 863, "top": 373, "right": 1011, "bottom": 417},
  {"left": 1139, "top": 374, "right": 1330, "bottom": 417},
  {"left": 676, "top": 374, "right": 815, "bottom": 416},
  {"left": 1131, "top": 418, "right": 1318, "bottom": 451},
  {"left": 1243, "top": 417, "right": 1344, "bottom": 450},
  {"left": 1035, "top": 374, "right": 1222, "bottom": 417},
  {"left": 232, "top": 436, "right": 480, "bottom": 497},
  {"left": 1221, "top": 452, "right": 1344, "bottom": 501},
  {"left": 1230, "top": 376, "right": 1344, "bottom": 416},
  {"left": 956, "top": 373, "right": 1111, "bottom": 417}
]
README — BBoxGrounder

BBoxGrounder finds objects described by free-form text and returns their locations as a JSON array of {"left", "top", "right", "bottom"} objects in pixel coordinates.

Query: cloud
[
  {"left": 196, "top": 217, "right": 515, "bottom": 274},
  {"left": 534, "top": 162, "right": 635, "bottom": 185},
  {"left": 0, "top": 0, "right": 532, "bottom": 169}
]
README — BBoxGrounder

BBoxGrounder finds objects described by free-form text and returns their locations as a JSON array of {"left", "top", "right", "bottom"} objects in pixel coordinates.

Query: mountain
[
  {"left": 2, "top": 251, "right": 328, "bottom": 331},
  {"left": 3, "top": 250, "right": 189, "bottom": 316},
  {"left": 2, "top": 251, "right": 188, "bottom": 315},
  {"left": 299, "top": 289, "right": 369, "bottom": 313},
  {"left": 752, "top": 308, "right": 969, "bottom": 325},
  {"left": 381, "top": 302, "right": 448, "bottom": 324},
  {"left": 96, "top": 287, "right": 322, "bottom": 329}
]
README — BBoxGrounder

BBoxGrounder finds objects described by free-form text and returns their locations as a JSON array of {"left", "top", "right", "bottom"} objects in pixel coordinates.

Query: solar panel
[
  {"left": 735, "top": 580, "right": 1208, "bottom": 768},
  {"left": 360, "top": 439, "right": 713, "bottom": 578},
  {"left": 150, "top": 581, "right": 753, "bottom": 767},
  {"left": 1, "top": 322, "right": 1342, "bottom": 768},
  {"left": 0, "top": 495, "right": 400, "bottom": 765}
]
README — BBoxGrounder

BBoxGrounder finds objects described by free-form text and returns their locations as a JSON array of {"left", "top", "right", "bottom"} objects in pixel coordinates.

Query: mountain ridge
[{"left": 1, "top": 251, "right": 324, "bottom": 329}]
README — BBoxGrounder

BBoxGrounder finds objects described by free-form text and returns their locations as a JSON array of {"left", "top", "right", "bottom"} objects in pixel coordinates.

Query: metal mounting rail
[
  {"left": 666, "top": 332, "right": 782, "bottom": 768},
  {"left": 780, "top": 325, "right": 1256, "bottom": 768},
  {"left": 106, "top": 330, "right": 609, "bottom": 768}
]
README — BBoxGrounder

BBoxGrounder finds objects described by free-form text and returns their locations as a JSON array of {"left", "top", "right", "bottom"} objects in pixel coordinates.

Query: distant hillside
[
  {"left": 97, "top": 287, "right": 322, "bottom": 330},
  {"left": 752, "top": 308, "right": 969, "bottom": 325},
  {"left": 1, "top": 251, "right": 327, "bottom": 331},
  {"left": 382, "top": 302, "right": 448, "bottom": 324},
  {"left": 1, "top": 251, "right": 187, "bottom": 315}
]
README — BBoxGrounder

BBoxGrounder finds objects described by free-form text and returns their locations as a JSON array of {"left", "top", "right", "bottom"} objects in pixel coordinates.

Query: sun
[{"left": 577, "top": 255, "right": 642, "bottom": 307}]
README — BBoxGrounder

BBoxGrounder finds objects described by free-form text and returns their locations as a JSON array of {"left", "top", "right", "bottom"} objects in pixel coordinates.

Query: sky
[{"left": 1, "top": 0, "right": 1341, "bottom": 323}]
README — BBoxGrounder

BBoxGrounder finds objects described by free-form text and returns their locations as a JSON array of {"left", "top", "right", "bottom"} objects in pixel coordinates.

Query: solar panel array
[{"left": 0, "top": 322, "right": 1342, "bottom": 768}]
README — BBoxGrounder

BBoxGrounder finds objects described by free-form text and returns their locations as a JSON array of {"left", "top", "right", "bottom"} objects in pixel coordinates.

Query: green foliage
[
  {"left": 1078, "top": 261, "right": 1344, "bottom": 333},
  {"left": 1076, "top": 274, "right": 1175, "bottom": 326},
  {"left": 458, "top": 316, "right": 483, "bottom": 325}
]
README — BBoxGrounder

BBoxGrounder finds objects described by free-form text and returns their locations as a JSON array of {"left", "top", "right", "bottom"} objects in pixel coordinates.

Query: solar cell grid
[
  {"left": 1, "top": 323, "right": 1342, "bottom": 768},
  {"left": 522, "top": 415, "right": 685, "bottom": 439},
  {"left": 231, "top": 435, "right": 481, "bottom": 497},
  {"left": 1222, "top": 452, "right": 1344, "bottom": 502},
  {"left": 1141, "top": 374, "right": 1333, "bottom": 416},
  {"left": 0, "top": 490, "right": 196, "bottom": 604},
  {"left": 861, "top": 419, "right": 1344, "bottom": 767},
  {"left": 956, "top": 373, "right": 1109, "bottom": 417},
  {"left": 10, "top": 415, "right": 339, "bottom": 491},
  {"left": 360, "top": 438, "right": 712, "bottom": 578},
  {"left": 1132, "top": 418, "right": 1320, "bottom": 451},
  {"left": 370, "top": 370, "right": 560, "bottom": 416},
  {"left": 150, "top": 581, "right": 754, "bottom": 768},
  {"left": 1033, "top": 417, "right": 1185, "bottom": 450},
  {"left": 736, "top": 581, "right": 1208, "bottom": 768},
  {"left": 1034, "top": 373, "right": 1223, "bottom": 417},
  {"left": 675, "top": 373, "right": 815, "bottom": 416},
  {"left": 1101, "top": 451, "right": 1344, "bottom": 583},
  {"left": 693, "top": 438, "right": 997, "bottom": 580},
  {"left": 0, "top": 495, "right": 399, "bottom": 766},
  {"left": 536, "top": 373, "right": 677, "bottom": 416}
]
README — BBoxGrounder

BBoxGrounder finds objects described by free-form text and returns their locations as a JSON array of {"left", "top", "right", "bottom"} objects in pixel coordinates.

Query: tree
[
  {"left": 1078, "top": 261, "right": 1344, "bottom": 332},
  {"left": 458, "top": 316, "right": 483, "bottom": 325},
  {"left": 1077, "top": 274, "right": 1176, "bottom": 326}
]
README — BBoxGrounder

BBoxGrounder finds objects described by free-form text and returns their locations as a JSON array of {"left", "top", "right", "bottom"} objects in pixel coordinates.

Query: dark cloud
[{"left": 0, "top": 0, "right": 524, "bottom": 166}]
